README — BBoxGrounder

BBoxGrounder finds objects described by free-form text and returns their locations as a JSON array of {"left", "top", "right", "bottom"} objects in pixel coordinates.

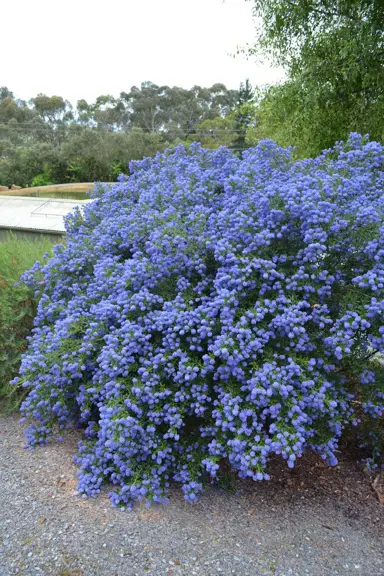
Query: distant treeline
[{"left": 0, "top": 82, "right": 256, "bottom": 187}]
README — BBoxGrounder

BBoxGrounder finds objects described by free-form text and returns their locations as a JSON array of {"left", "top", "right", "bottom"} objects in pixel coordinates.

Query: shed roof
[{"left": 0, "top": 196, "right": 92, "bottom": 234}]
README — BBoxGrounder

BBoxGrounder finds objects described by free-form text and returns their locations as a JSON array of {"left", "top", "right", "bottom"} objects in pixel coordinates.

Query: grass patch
[{"left": 0, "top": 233, "right": 57, "bottom": 413}]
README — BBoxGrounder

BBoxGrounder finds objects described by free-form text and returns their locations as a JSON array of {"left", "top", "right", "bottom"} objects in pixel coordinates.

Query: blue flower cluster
[{"left": 16, "top": 134, "right": 384, "bottom": 508}]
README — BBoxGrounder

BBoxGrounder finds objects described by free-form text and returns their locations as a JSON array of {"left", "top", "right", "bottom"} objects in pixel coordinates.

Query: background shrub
[
  {"left": 31, "top": 171, "right": 54, "bottom": 188},
  {"left": 0, "top": 235, "right": 54, "bottom": 411},
  {"left": 16, "top": 136, "right": 384, "bottom": 508}
]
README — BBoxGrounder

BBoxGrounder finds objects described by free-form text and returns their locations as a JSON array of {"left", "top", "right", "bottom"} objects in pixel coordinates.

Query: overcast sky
[{"left": 2, "top": 0, "right": 284, "bottom": 104}]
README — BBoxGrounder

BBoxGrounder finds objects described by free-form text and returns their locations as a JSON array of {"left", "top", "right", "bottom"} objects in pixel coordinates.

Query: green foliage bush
[
  {"left": 0, "top": 235, "right": 54, "bottom": 411},
  {"left": 31, "top": 171, "right": 53, "bottom": 188}
]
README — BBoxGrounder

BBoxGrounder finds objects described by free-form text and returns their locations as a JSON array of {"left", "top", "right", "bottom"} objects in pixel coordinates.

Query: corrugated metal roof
[{"left": 0, "top": 195, "right": 92, "bottom": 234}]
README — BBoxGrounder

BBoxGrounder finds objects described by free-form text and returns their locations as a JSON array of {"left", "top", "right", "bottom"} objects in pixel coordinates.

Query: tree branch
[
  {"left": 285, "top": 0, "right": 362, "bottom": 24},
  {"left": 365, "top": 349, "right": 380, "bottom": 361}
]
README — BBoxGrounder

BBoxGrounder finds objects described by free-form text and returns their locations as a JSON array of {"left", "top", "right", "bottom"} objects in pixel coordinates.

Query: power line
[
  {"left": 0, "top": 126, "right": 254, "bottom": 135},
  {"left": 0, "top": 124, "right": 253, "bottom": 135},
  {"left": 0, "top": 122, "right": 249, "bottom": 131}
]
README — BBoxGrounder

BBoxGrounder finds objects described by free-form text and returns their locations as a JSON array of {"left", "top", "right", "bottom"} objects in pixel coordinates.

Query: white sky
[{"left": 2, "top": 0, "right": 284, "bottom": 105}]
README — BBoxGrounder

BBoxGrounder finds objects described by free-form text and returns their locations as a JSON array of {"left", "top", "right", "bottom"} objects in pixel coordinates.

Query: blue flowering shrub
[{"left": 15, "top": 134, "right": 384, "bottom": 508}]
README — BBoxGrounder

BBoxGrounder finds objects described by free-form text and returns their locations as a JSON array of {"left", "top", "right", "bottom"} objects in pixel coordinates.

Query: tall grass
[{"left": 0, "top": 234, "right": 56, "bottom": 412}]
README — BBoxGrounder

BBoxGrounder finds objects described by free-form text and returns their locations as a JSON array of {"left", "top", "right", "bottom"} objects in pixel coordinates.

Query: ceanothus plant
[{"left": 15, "top": 135, "right": 384, "bottom": 508}]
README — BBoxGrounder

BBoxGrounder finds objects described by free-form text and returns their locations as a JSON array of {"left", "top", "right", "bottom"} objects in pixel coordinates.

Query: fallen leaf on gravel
[
  {"left": 138, "top": 508, "right": 162, "bottom": 522},
  {"left": 372, "top": 473, "right": 384, "bottom": 504},
  {"left": 59, "top": 569, "right": 84, "bottom": 576},
  {"left": 322, "top": 525, "right": 335, "bottom": 530}
]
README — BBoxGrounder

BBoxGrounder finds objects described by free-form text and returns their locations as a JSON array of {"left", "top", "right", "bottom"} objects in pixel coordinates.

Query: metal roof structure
[{"left": 0, "top": 195, "right": 92, "bottom": 235}]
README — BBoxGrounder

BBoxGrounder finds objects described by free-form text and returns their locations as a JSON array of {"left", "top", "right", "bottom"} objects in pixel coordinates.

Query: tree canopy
[
  {"left": 247, "top": 0, "right": 384, "bottom": 155},
  {"left": 0, "top": 82, "right": 245, "bottom": 187}
]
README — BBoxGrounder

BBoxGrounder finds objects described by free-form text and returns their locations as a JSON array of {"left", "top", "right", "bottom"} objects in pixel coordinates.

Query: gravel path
[{"left": 0, "top": 416, "right": 383, "bottom": 576}]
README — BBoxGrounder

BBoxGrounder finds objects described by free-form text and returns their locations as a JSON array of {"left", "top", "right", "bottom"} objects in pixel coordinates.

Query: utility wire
[
  {"left": 0, "top": 127, "right": 255, "bottom": 135},
  {"left": 0, "top": 124, "right": 254, "bottom": 134}
]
